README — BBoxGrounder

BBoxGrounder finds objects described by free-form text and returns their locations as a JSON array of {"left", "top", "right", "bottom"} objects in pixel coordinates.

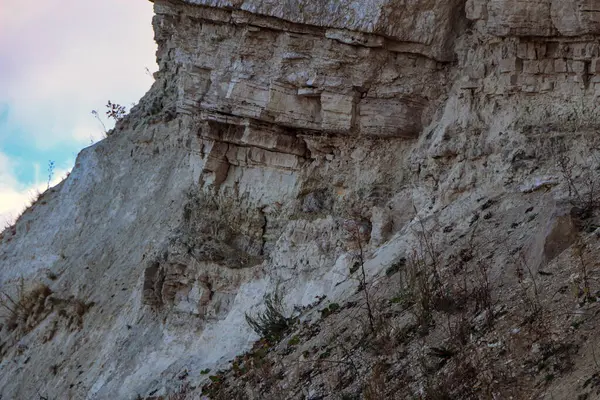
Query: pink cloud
[{"left": 0, "top": 0, "right": 158, "bottom": 146}]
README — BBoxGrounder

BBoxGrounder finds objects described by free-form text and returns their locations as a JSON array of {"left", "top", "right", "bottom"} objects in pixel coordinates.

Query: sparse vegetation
[
  {"left": 46, "top": 160, "right": 55, "bottom": 190},
  {"left": 402, "top": 247, "right": 436, "bottom": 333},
  {"left": 105, "top": 100, "right": 127, "bottom": 122},
  {"left": 344, "top": 220, "right": 376, "bottom": 334},
  {"left": 200, "top": 206, "right": 504, "bottom": 399},
  {"left": 0, "top": 189, "right": 52, "bottom": 242},
  {"left": 362, "top": 362, "right": 387, "bottom": 400},
  {"left": 182, "top": 190, "right": 264, "bottom": 269},
  {"left": 551, "top": 138, "right": 600, "bottom": 232},
  {"left": 0, "top": 278, "right": 93, "bottom": 343},
  {"left": 245, "top": 292, "right": 293, "bottom": 343},
  {"left": 320, "top": 302, "right": 340, "bottom": 318},
  {"left": 0, "top": 280, "right": 52, "bottom": 333},
  {"left": 91, "top": 100, "right": 128, "bottom": 137},
  {"left": 572, "top": 236, "right": 594, "bottom": 303},
  {"left": 159, "top": 192, "right": 600, "bottom": 400}
]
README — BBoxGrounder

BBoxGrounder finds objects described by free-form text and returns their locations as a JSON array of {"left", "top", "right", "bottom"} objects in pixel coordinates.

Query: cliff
[{"left": 2, "top": 0, "right": 600, "bottom": 398}]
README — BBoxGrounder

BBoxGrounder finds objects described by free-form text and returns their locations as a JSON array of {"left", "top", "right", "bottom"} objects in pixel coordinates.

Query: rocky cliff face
[{"left": 3, "top": 0, "right": 600, "bottom": 399}]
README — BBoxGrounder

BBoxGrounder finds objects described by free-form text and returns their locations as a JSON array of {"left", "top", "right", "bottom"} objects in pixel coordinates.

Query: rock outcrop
[{"left": 3, "top": 0, "right": 600, "bottom": 398}]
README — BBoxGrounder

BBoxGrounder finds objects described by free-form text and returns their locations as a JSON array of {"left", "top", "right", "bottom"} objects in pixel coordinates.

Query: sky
[{"left": 0, "top": 0, "right": 158, "bottom": 226}]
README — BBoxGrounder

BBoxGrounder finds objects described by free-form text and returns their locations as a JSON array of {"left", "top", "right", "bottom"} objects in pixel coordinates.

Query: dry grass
[
  {"left": 363, "top": 362, "right": 388, "bottom": 400},
  {"left": 0, "top": 280, "right": 93, "bottom": 341},
  {"left": 0, "top": 280, "right": 52, "bottom": 333},
  {"left": 0, "top": 189, "right": 51, "bottom": 242}
]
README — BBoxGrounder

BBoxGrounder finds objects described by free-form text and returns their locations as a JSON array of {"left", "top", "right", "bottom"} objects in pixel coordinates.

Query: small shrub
[
  {"left": 105, "top": 100, "right": 127, "bottom": 121},
  {"left": 385, "top": 258, "right": 405, "bottom": 277},
  {"left": 402, "top": 250, "right": 436, "bottom": 333},
  {"left": 287, "top": 335, "right": 300, "bottom": 346},
  {"left": 320, "top": 303, "right": 340, "bottom": 318},
  {"left": 245, "top": 292, "right": 292, "bottom": 342},
  {"left": 91, "top": 100, "right": 128, "bottom": 138},
  {"left": 46, "top": 271, "right": 58, "bottom": 281}
]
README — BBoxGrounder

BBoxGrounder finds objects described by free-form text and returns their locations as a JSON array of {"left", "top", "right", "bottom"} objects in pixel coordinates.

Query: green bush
[{"left": 245, "top": 292, "right": 292, "bottom": 342}]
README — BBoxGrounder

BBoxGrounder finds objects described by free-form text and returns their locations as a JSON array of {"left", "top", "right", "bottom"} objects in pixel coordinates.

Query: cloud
[
  {"left": 0, "top": 0, "right": 158, "bottom": 221},
  {"left": 0, "top": 0, "right": 157, "bottom": 147},
  {"left": 0, "top": 152, "right": 69, "bottom": 227}
]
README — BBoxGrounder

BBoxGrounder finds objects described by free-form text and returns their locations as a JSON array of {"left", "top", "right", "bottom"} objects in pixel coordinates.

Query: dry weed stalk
[
  {"left": 363, "top": 362, "right": 387, "bottom": 400},
  {"left": 344, "top": 220, "right": 376, "bottom": 334},
  {"left": 572, "top": 236, "right": 593, "bottom": 302}
]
